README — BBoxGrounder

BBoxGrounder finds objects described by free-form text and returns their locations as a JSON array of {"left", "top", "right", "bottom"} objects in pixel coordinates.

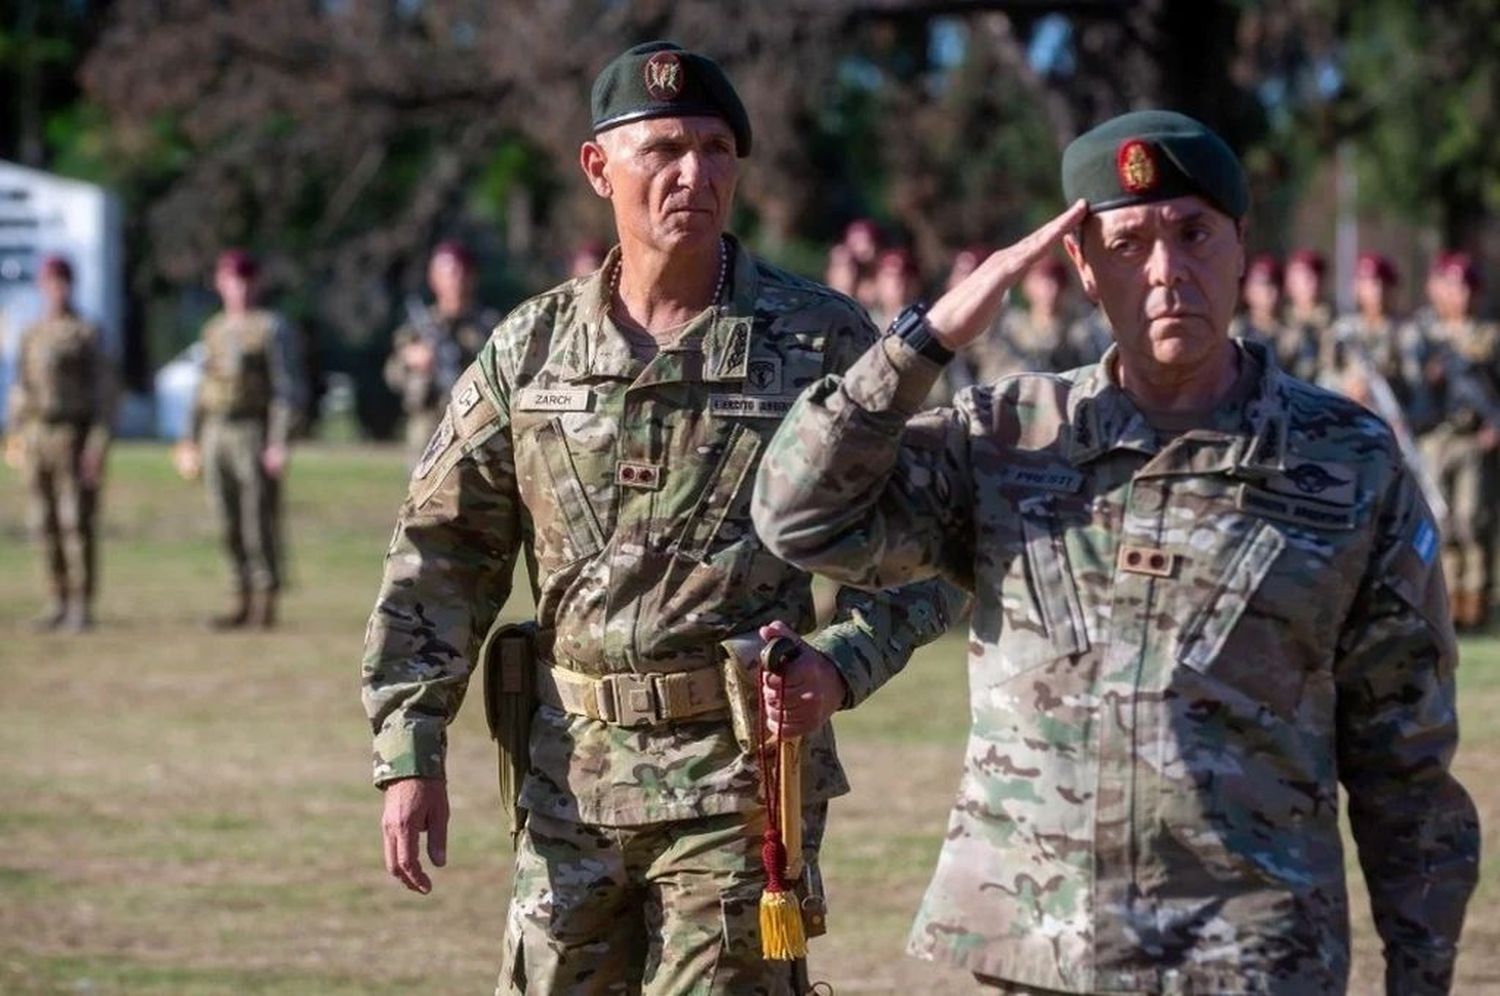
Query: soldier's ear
[
  {"left": 1063, "top": 233, "right": 1098, "bottom": 304},
  {"left": 579, "top": 140, "right": 612, "bottom": 199}
]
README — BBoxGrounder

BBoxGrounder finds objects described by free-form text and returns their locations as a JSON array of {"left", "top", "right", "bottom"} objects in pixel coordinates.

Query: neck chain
[{"left": 610, "top": 237, "right": 729, "bottom": 332}]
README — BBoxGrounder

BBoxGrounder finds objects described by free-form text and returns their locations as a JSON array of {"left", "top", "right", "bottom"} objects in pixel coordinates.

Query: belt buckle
[{"left": 599, "top": 674, "right": 661, "bottom": 727}]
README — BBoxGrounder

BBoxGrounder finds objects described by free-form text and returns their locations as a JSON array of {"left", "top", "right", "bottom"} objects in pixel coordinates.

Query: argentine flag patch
[{"left": 1413, "top": 518, "right": 1439, "bottom": 566}]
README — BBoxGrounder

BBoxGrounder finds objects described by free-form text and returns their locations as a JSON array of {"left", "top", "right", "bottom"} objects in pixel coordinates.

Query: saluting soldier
[
  {"left": 361, "top": 42, "right": 957, "bottom": 995},
  {"left": 1404, "top": 251, "right": 1500, "bottom": 630},
  {"left": 3, "top": 256, "right": 114, "bottom": 631},
  {"left": 174, "top": 250, "right": 305, "bottom": 630},
  {"left": 383, "top": 240, "right": 497, "bottom": 463},
  {"left": 754, "top": 110, "right": 1478, "bottom": 995}
]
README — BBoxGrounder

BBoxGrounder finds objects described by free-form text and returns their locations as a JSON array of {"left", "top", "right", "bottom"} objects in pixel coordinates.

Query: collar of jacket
[
  {"left": 1065, "top": 337, "right": 1289, "bottom": 480},
  {"left": 553, "top": 234, "right": 759, "bottom": 385}
]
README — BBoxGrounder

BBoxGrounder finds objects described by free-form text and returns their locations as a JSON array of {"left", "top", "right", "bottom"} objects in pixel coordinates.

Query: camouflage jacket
[
  {"left": 192, "top": 308, "right": 304, "bottom": 447},
  {"left": 6, "top": 311, "right": 114, "bottom": 452},
  {"left": 361, "top": 240, "right": 960, "bottom": 825},
  {"left": 752, "top": 336, "right": 1479, "bottom": 995},
  {"left": 383, "top": 306, "right": 497, "bottom": 415}
]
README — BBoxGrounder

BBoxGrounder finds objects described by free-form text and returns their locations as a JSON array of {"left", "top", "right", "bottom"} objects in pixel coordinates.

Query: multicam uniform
[
  {"left": 6, "top": 310, "right": 114, "bottom": 616},
  {"left": 752, "top": 336, "right": 1478, "bottom": 995},
  {"left": 192, "top": 308, "right": 303, "bottom": 597},
  {"left": 384, "top": 307, "right": 496, "bottom": 459},
  {"left": 361, "top": 241, "right": 958, "bottom": 995},
  {"left": 1401, "top": 308, "right": 1500, "bottom": 623}
]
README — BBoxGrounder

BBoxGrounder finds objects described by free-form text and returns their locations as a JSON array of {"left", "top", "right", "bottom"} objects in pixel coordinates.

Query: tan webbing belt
[{"left": 536, "top": 662, "right": 729, "bottom": 728}]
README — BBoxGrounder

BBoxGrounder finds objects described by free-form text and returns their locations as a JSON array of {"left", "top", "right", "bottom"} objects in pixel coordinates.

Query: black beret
[
  {"left": 1062, "top": 110, "right": 1248, "bottom": 220},
  {"left": 591, "top": 41, "right": 752, "bottom": 156}
]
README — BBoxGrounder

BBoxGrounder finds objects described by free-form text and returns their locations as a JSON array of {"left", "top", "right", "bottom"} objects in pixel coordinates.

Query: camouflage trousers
[
  {"left": 202, "top": 416, "right": 282, "bottom": 593},
  {"left": 22, "top": 422, "right": 99, "bottom": 603},
  {"left": 498, "top": 805, "right": 826, "bottom": 996},
  {"left": 1422, "top": 426, "right": 1498, "bottom": 601}
]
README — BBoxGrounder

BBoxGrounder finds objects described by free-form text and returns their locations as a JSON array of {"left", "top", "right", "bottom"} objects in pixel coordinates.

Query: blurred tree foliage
[{"left": 1, "top": 0, "right": 1495, "bottom": 434}]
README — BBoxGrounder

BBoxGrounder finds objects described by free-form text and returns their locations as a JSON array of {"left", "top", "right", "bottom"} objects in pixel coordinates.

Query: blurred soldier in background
[
  {"left": 1406, "top": 251, "right": 1500, "bottom": 630},
  {"left": 362, "top": 41, "right": 958, "bottom": 995},
  {"left": 3, "top": 256, "right": 114, "bottom": 632},
  {"left": 175, "top": 250, "right": 306, "bottom": 630},
  {"left": 1279, "top": 248, "right": 1331, "bottom": 381},
  {"left": 1324, "top": 252, "right": 1405, "bottom": 403},
  {"left": 384, "top": 241, "right": 497, "bottom": 463},
  {"left": 842, "top": 218, "right": 884, "bottom": 311},
  {"left": 1228, "top": 253, "right": 1284, "bottom": 356},
  {"left": 823, "top": 242, "right": 860, "bottom": 299}
]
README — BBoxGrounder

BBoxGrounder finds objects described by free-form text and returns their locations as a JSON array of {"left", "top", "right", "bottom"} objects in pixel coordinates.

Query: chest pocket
[
  {"left": 529, "top": 418, "right": 606, "bottom": 567},
  {"left": 992, "top": 495, "right": 1091, "bottom": 675},
  {"left": 1177, "top": 519, "right": 1285, "bottom": 672},
  {"left": 675, "top": 422, "right": 763, "bottom": 562},
  {"left": 1172, "top": 515, "right": 1339, "bottom": 721}
]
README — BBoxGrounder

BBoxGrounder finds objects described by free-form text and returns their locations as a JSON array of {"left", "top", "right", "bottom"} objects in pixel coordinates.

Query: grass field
[{"left": 0, "top": 442, "right": 1495, "bottom": 994}]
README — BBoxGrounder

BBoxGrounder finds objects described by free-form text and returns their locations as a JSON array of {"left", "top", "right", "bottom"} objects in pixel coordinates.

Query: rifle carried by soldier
[{"left": 402, "top": 295, "right": 465, "bottom": 409}]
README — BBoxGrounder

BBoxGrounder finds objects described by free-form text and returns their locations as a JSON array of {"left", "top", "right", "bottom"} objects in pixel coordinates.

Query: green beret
[
  {"left": 591, "top": 41, "right": 752, "bottom": 156},
  {"left": 1061, "top": 110, "right": 1248, "bottom": 219}
]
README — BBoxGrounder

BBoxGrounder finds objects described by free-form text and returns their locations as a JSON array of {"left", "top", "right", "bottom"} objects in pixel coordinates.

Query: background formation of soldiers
[{"left": 5, "top": 228, "right": 1500, "bottom": 636}]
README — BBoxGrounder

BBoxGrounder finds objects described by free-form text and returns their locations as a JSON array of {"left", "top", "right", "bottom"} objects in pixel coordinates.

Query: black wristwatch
[{"left": 888, "top": 302, "right": 954, "bottom": 364}]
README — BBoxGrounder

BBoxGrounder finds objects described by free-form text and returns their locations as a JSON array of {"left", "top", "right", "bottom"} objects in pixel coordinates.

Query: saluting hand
[
  {"left": 757, "top": 620, "right": 848, "bottom": 741},
  {"left": 926, "top": 200, "right": 1089, "bottom": 351}
]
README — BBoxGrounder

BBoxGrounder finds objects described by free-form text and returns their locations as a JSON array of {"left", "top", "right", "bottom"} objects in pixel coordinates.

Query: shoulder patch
[
  {"left": 414, "top": 414, "right": 455, "bottom": 480},
  {"left": 1263, "top": 458, "right": 1358, "bottom": 506}
]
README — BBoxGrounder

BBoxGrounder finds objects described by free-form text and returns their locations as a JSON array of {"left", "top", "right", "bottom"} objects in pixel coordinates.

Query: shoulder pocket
[{"left": 675, "top": 423, "right": 763, "bottom": 562}]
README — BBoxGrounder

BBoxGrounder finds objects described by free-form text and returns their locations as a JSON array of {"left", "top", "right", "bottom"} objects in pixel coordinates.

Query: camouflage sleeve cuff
[
  {"left": 804, "top": 625, "right": 879, "bottom": 710},
  {"left": 371, "top": 718, "right": 448, "bottom": 787},
  {"left": 266, "top": 402, "right": 294, "bottom": 449},
  {"left": 843, "top": 336, "right": 946, "bottom": 419}
]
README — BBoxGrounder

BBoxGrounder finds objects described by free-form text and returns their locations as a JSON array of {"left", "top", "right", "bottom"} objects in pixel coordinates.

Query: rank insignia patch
[
  {"left": 1116, "top": 139, "right": 1158, "bottom": 194},
  {"left": 644, "top": 51, "right": 685, "bottom": 101}
]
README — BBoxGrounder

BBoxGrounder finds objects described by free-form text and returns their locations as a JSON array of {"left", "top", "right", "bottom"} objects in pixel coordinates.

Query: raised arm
[{"left": 752, "top": 202, "right": 1086, "bottom": 591}]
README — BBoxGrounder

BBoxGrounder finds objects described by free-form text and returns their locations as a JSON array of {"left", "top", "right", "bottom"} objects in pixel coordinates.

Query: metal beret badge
[
  {"left": 1116, "top": 139, "right": 1159, "bottom": 194},
  {"left": 644, "top": 51, "right": 685, "bottom": 101}
]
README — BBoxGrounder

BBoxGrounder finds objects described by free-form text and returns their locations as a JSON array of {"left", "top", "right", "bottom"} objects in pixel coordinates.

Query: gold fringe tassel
[{"left": 759, "top": 888, "right": 807, "bottom": 960}]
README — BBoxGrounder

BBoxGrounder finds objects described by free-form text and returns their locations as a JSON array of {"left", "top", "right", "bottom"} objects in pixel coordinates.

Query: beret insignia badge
[
  {"left": 1116, "top": 139, "right": 1158, "bottom": 194},
  {"left": 644, "top": 51, "right": 685, "bottom": 101}
]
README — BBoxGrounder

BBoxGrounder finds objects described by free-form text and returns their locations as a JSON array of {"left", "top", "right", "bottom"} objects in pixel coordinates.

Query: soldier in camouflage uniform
[
  {"left": 361, "top": 42, "right": 957, "bottom": 996},
  {"left": 1403, "top": 251, "right": 1500, "bottom": 630},
  {"left": 384, "top": 240, "right": 497, "bottom": 463},
  {"left": 175, "top": 250, "right": 305, "bottom": 629},
  {"left": 1278, "top": 248, "right": 1332, "bottom": 382},
  {"left": 1322, "top": 252, "right": 1404, "bottom": 399},
  {"left": 1227, "top": 252, "right": 1284, "bottom": 357},
  {"left": 753, "top": 110, "right": 1478, "bottom": 995},
  {"left": 3, "top": 256, "right": 114, "bottom": 631}
]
